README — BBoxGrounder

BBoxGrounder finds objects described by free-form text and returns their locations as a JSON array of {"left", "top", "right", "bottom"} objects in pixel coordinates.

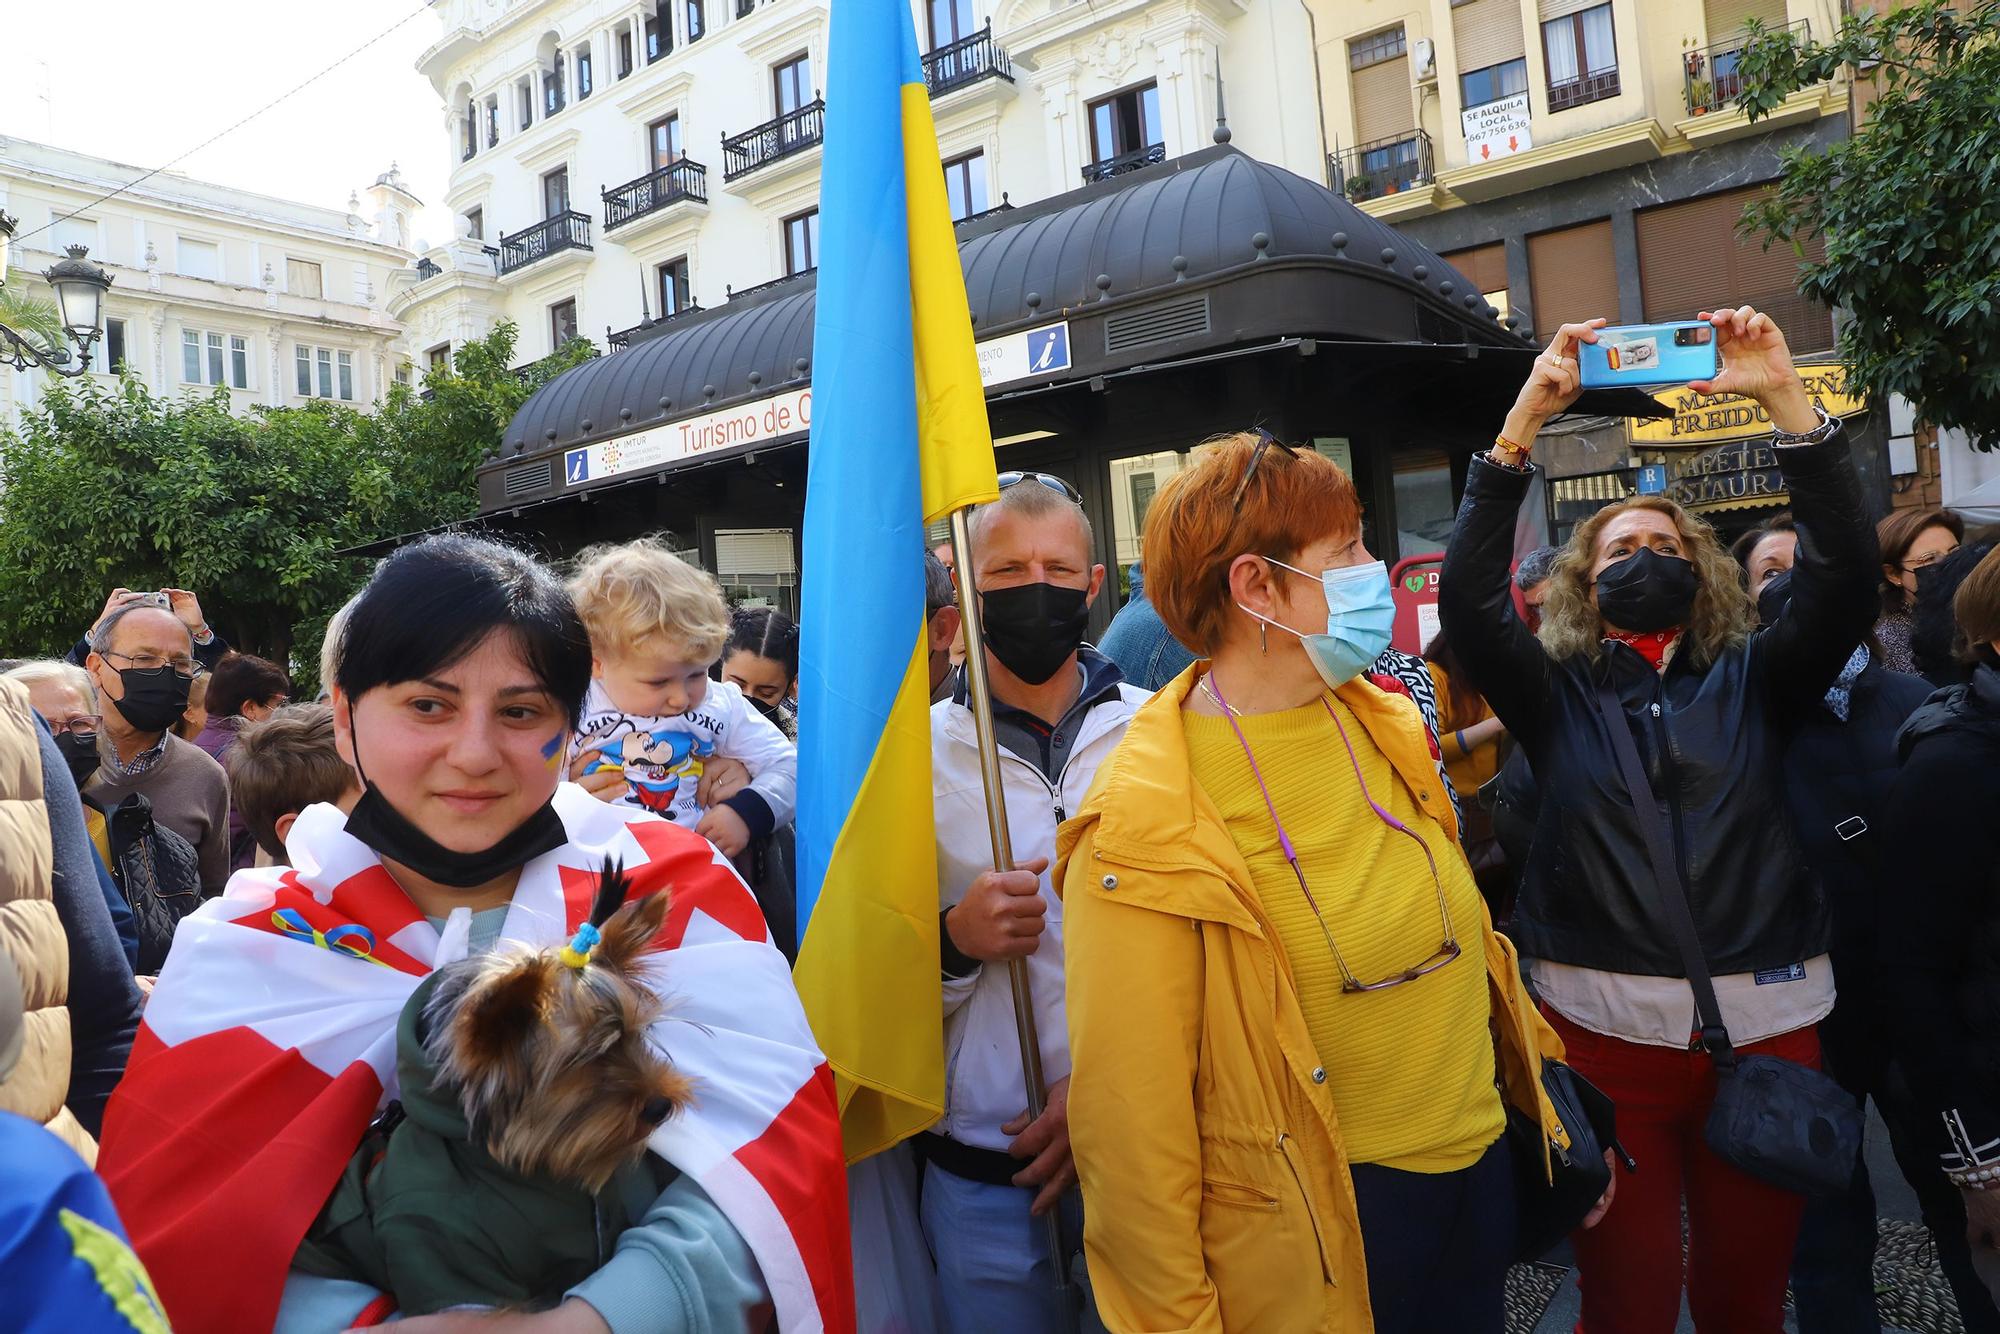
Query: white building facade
[
  {"left": 394, "top": 0, "right": 1323, "bottom": 366},
  {"left": 0, "top": 138, "right": 418, "bottom": 430}
]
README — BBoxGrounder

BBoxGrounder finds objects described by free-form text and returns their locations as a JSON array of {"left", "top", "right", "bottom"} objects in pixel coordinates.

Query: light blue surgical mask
[{"left": 1238, "top": 557, "right": 1396, "bottom": 689}]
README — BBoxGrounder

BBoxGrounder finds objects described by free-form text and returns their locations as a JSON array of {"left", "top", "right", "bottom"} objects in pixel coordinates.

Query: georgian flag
[{"left": 96, "top": 784, "right": 854, "bottom": 1333}]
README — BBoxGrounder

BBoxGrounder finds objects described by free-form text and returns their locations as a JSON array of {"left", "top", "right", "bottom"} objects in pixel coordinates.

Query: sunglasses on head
[
  {"left": 1229, "top": 428, "right": 1304, "bottom": 512},
  {"left": 997, "top": 470, "right": 1083, "bottom": 504}
]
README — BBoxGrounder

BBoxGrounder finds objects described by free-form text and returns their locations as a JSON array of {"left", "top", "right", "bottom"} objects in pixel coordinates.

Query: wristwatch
[
  {"left": 192, "top": 623, "right": 215, "bottom": 646},
  {"left": 1770, "top": 405, "right": 1837, "bottom": 447}
]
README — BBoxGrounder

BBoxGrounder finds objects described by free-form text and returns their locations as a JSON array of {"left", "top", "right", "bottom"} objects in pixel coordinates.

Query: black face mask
[
  {"left": 1756, "top": 568, "right": 1796, "bottom": 627},
  {"left": 1595, "top": 547, "right": 1699, "bottom": 635},
  {"left": 108, "top": 664, "right": 193, "bottom": 735},
  {"left": 53, "top": 731, "right": 99, "bottom": 790},
  {"left": 343, "top": 709, "right": 567, "bottom": 889},
  {"left": 979, "top": 581, "right": 1090, "bottom": 686}
]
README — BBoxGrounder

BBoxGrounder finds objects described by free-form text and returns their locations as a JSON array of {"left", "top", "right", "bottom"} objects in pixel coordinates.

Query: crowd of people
[{"left": 4, "top": 302, "right": 2000, "bottom": 1334}]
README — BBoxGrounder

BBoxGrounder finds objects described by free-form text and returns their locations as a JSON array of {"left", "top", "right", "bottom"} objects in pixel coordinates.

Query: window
[
  {"left": 1088, "top": 82, "right": 1161, "bottom": 163},
  {"left": 104, "top": 317, "right": 127, "bottom": 373},
  {"left": 1543, "top": 4, "right": 1619, "bottom": 110},
  {"left": 1527, "top": 219, "right": 1618, "bottom": 339},
  {"left": 296, "top": 345, "right": 350, "bottom": 399},
  {"left": 1349, "top": 26, "right": 1407, "bottom": 69},
  {"left": 646, "top": 3, "right": 672, "bottom": 61},
  {"left": 658, "top": 258, "right": 691, "bottom": 316},
  {"left": 485, "top": 96, "right": 501, "bottom": 147},
  {"left": 943, "top": 151, "right": 989, "bottom": 221},
  {"left": 1442, "top": 242, "right": 1511, "bottom": 321},
  {"left": 783, "top": 209, "right": 819, "bottom": 274},
  {"left": 774, "top": 54, "right": 813, "bottom": 115},
  {"left": 287, "top": 258, "right": 323, "bottom": 299},
  {"left": 550, "top": 298, "right": 579, "bottom": 349},
  {"left": 177, "top": 238, "right": 219, "bottom": 280},
  {"left": 426, "top": 344, "right": 450, "bottom": 377},
  {"left": 929, "top": 0, "right": 976, "bottom": 48},
  {"left": 650, "top": 114, "right": 684, "bottom": 170},
  {"left": 395, "top": 362, "right": 413, "bottom": 387},
  {"left": 543, "top": 167, "right": 571, "bottom": 219},
  {"left": 1460, "top": 57, "right": 1528, "bottom": 109},
  {"left": 518, "top": 78, "right": 534, "bottom": 129},
  {"left": 462, "top": 103, "right": 477, "bottom": 160},
  {"left": 544, "top": 55, "right": 566, "bottom": 116},
  {"left": 182, "top": 327, "right": 247, "bottom": 388},
  {"left": 1636, "top": 185, "right": 1832, "bottom": 354},
  {"left": 466, "top": 207, "right": 484, "bottom": 241},
  {"left": 685, "top": 0, "right": 704, "bottom": 41},
  {"left": 576, "top": 46, "right": 593, "bottom": 98},
  {"left": 50, "top": 216, "right": 98, "bottom": 254},
  {"left": 617, "top": 26, "right": 634, "bottom": 77}
]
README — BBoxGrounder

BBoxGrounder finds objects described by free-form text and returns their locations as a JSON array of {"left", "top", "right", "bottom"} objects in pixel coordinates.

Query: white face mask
[{"left": 1237, "top": 558, "right": 1396, "bottom": 689}]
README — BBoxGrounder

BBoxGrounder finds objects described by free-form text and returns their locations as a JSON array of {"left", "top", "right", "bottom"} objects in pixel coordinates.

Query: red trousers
[{"left": 1543, "top": 1005, "right": 1821, "bottom": 1334}]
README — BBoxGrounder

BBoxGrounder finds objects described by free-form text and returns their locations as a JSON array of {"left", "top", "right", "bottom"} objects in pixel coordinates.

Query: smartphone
[
  {"left": 1578, "top": 321, "right": 1719, "bottom": 388},
  {"left": 136, "top": 591, "right": 172, "bottom": 610}
]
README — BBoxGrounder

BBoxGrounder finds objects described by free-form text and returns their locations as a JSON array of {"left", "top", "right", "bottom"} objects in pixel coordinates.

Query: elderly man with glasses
[{"left": 81, "top": 602, "right": 230, "bottom": 901}]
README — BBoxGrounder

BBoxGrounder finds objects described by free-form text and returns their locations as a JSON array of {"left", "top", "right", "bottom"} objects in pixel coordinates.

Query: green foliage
[
  {"left": 0, "top": 321, "right": 597, "bottom": 688},
  {"left": 0, "top": 275, "right": 66, "bottom": 363},
  {"left": 1734, "top": 0, "right": 2000, "bottom": 448}
]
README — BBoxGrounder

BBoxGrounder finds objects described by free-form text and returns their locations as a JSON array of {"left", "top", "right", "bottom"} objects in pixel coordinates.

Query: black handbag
[
  {"left": 1594, "top": 681, "right": 1861, "bottom": 1199},
  {"left": 1507, "top": 1056, "right": 1631, "bottom": 1261}
]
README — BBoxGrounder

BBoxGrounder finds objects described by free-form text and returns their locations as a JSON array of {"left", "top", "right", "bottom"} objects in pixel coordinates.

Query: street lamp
[{"left": 0, "top": 212, "right": 115, "bottom": 377}]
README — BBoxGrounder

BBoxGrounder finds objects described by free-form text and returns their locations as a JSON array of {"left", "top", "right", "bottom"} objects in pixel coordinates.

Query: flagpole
[{"left": 946, "top": 503, "right": 1081, "bottom": 1322}]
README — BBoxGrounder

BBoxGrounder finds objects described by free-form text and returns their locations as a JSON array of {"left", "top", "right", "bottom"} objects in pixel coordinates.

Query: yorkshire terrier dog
[{"left": 296, "top": 859, "right": 696, "bottom": 1314}]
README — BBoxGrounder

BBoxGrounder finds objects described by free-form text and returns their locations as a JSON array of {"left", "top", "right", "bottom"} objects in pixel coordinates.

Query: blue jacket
[{"left": 1097, "top": 566, "right": 1196, "bottom": 692}]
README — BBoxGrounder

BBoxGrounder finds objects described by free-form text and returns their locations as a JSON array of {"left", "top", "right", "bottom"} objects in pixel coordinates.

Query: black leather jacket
[{"left": 1438, "top": 429, "right": 1877, "bottom": 977}]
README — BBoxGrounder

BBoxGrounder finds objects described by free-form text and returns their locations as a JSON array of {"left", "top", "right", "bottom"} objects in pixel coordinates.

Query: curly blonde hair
[{"left": 1537, "top": 496, "right": 1754, "bottom": 669}]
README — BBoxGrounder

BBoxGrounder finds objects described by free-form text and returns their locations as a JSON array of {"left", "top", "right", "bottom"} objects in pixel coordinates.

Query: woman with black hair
[
  {"left": 721, "top": 607, "right": 800, "bottom": 740},
  {"left": 94, "top": 534, "right": 849, "bottom": 1333}
]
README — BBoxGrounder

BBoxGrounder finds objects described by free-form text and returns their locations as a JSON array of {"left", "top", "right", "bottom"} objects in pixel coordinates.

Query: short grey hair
[
  {"left": 89, "top": 603, "right": 193, "bottom": 656},
  {"left": 5, "top": 659, "right": 97, "bottom": 710},
  {"left": 924, "top": 550, "right": 954, "bottom": 616},
  {"left": 1515, "top": 545, "right": 1560, "bottom": 591},
  {"left": 968, "top": 477, "right": 1094, "bottom": 555},
  {"left": 319, "top": 594, "right": 360, "bottom": 700}
]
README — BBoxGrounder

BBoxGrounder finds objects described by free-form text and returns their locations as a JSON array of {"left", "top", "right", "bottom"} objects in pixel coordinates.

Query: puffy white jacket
[{"left": 931, "top": 679, "right": 1147, "bottom": 1152}]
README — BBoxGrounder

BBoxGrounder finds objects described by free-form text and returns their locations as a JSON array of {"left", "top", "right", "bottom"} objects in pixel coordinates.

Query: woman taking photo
[
  {"left": 95, "top": 535, "right": 848, "bottom": 1333},
  {"left": 1439, "top": 307, "right": 1878, "bottom": 1333},
  {"left": 1059, "top": 432, "right": 1587, "bottom": 1333}
]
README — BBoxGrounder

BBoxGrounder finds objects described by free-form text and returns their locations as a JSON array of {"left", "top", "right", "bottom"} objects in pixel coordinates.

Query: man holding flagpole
[{"left": 920, "top": 476, "right": 1141, "bottom": 1333}]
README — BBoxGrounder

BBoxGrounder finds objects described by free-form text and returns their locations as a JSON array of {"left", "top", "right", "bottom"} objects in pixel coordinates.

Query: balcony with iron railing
[
  {"left": 1326, "top": 129, "right": 1433, "bottom": 203},
  {"left": 414, "top": 257, "right": 443, "bottom": 280},
  {"left": 607, "top": 304, "right": 704, "bottom": 351},
  {"left": 1547, "top": 64, "right": 1621, "bottom": 113},
  {"left": 722, "top": 100, "right": 825, "bottom": 181},
  {"left": 923, "top": 23, "right": 1013, "bottom": 97},
  {"left": 497, "top": 211, "right": 593, "bottom": 276},
  {"left": 1081, "top": 142, "right": 1164, "bottom": 184},
  {"left": 1684, "top": 17, "right": 1809, "bottom": 115},
  {"left": 604, "top": 159, "right": 709, "bottom": 230}
]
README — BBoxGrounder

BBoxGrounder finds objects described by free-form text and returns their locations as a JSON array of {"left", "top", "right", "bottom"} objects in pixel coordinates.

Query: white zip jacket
[{"left": 931, "top": 679, "right": 1148, "bottom": 1152}]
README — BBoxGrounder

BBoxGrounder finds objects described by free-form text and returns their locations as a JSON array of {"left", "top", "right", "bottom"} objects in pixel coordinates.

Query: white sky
[{"left": 0, "top": 0, "right": 455, "bottom": 247}]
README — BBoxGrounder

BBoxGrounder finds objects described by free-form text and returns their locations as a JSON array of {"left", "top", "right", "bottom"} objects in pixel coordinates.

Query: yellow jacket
[{"left": 1056, "top": 666, "right": 1566, "bottom": 1333}]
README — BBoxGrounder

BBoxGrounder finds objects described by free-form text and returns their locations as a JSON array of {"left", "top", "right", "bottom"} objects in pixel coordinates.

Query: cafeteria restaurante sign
[{"left": 1628, "top": 362, "right": 1864, "bottom": 446}]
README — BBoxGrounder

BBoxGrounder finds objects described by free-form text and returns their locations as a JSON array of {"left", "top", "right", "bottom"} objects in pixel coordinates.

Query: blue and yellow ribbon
[{"left": 270, "top": 908, "right": 391, "bottom": 968}]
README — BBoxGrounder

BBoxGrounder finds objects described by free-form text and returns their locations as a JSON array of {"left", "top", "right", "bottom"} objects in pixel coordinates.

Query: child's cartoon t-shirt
[{"left": 574, "top": 678, "right": 798, "bottom": 832}]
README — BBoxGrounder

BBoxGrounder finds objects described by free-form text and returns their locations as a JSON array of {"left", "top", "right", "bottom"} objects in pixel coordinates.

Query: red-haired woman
[
  {"left": 1439, "top": 308, "right": 1878, "bottom": 1332},
  {"left": 1058, "top": 432, "right": 1591, "bottom": 1334}
]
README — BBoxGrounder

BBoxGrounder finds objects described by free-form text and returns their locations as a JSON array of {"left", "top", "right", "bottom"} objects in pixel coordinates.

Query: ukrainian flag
[{"left": 794, "top": 0, "right": 999, "bottom": 1162}]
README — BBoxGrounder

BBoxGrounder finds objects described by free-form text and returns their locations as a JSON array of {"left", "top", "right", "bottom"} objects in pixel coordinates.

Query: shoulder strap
[{"left": 1591, "top": 680, "right": 1737, "bottom": 1068}]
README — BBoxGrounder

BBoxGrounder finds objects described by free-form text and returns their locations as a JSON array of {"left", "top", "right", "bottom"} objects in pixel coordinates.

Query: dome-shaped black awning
[{"left": 483, "top": 144, "right": 1660, "bottom": 513}]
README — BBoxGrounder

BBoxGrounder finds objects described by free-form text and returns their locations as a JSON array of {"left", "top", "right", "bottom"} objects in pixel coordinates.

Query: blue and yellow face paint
[{"left": 541, "top": 730, "right": 567, "bottom": 774}]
